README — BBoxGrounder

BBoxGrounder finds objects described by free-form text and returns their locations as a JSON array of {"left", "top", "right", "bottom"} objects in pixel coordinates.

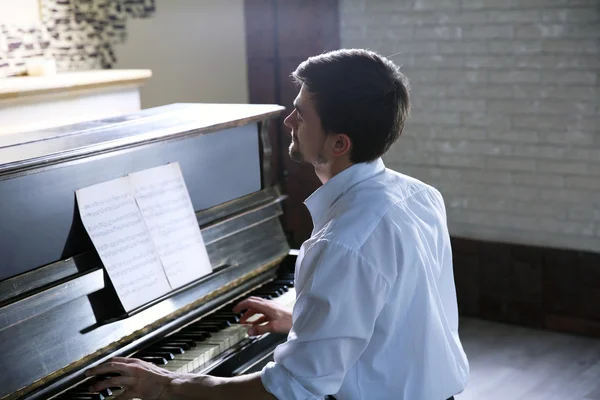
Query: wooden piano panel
[
  {"left": 0, "top": 190, "right": 289, "bottom": 400},
  {"left": 0, "top": 115, "right": 261, "bottom": 282},
  {"left": 0, "top": 103, "right": 287, "bottom": 399}
]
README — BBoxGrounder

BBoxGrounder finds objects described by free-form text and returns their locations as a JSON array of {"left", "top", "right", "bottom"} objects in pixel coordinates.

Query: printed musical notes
[
  {"left": 129, "top": 163, "right": 212, "bottom": 289},
  {"left": 76, "top": 177, "right": 171, "bottom": 311},
  {"left": 76, "top": 162, "right": 213, "bottom": 312}
]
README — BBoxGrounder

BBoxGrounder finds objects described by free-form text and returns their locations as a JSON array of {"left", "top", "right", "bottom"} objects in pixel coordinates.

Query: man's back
[{"left": 263, "top": 159, "right": 469, "bottom": 399}]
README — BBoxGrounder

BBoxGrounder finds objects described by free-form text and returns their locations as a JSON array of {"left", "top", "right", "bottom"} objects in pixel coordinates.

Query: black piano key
[
  {"left": 219, "top": 306, "right": 240, "bottom": 314},
  {"left": 70, "top": 389, "right": 105, "bottom": 394},
  {"left": 61, "top": 390, "right": 107, "bottom": 400},
  {"left": 251, "top": 291, "right": 281, "bottom": 298},
  {"left": 204, "top": 315, "right": 240, "bottom": 323},
  {"left": 65, "top": 393, "right": 105, "bottom": 400},
  {"left": 68, "top": 389, "right": 112, "bottom": 398},
  {"left": 192, "top": 319, "right": 228, "bottom": 325},
  {"left": 161, "top": 340, "right": 196, "bottom": 349},
  {"left": 272, "top": 279, "right": 294, "bottom": 287},
  {"left": 275, "top": 274, "right": 295, "bottom": 281},
  {"left": 213, "top": 311, "right": 243, "bottom": 318},
  {"left": 216, "top": 308, "right": 243, "bottom": 314},
  {"left": 171, "top": 332, "right": 211, "bottom": 341},
  {"left": 180, "top": 326, "right": 219, "bottom": 334},
  {"left": 147, "top": 345, "right": 185, "bottom": 354},
  {"left": 223, "top": 303, "right": 247, "bottom": 311},
  {"left": 136, "top": 351, "right": 175, "bottom": 360},
  {"left": 206, "top": 319, "right": 233, "bottom": 327},
  {"left": 262, "top": 284, "right": 286, "bottom": 293},
  {"left": 183, "top": 325, "right": 221, "bottom": 333},
  {"left": 252, "top": 287, "right": 282, "bottom": 294},
  {"left": 83, "top": 374, "right": 119, "bottom": 386},
  {"left": 138, "top": 356, "right": 169, "bottom": 365},
  {"left": 192, "top": 320, "right": 231, "bottom": 329},
  {"left": 209, "top": 311, "right": 241, "bottom": 319},
  {"left": 187, "top": 321, "right": 225, "bottom": 327}
]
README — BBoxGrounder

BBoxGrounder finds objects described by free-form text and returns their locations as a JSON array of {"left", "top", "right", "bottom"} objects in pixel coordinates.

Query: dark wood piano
[{"left": 0, "top": 103, "right": 298, "bottom": 400}]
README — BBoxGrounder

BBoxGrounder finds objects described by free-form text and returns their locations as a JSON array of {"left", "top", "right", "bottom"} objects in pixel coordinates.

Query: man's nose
[{"left": 284, "top": 113, "right": 294, "bottom": 129}]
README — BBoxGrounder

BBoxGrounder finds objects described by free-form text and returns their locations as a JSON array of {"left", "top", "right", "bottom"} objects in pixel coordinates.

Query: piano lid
[{"left": 0, "top": 103, "right": 284, "bottom": 176}]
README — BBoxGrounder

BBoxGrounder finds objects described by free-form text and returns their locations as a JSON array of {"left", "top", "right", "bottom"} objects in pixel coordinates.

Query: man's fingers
[
  {"left": 85, "top": 362, "right": 131, "bottom": 377},
  {"left": 250, "top": 315, "right": 268, "bottom": 326},
  {"left": 239, "top": 308, "right": 262, "bottom": 324},
  {"left": 233, "top": 296, "right": 266, "bottom": 313},
  {"left": 89, "top": 375, "right": 136, "bottom": 392},
  {"left": 249, "top": 321, "right": 274, "bottom": 336}
]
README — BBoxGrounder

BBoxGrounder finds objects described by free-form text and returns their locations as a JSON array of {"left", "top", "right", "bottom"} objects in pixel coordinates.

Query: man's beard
[
  {"left": 289, "top": 135, "right": 327, "bottom": 164},
  {"left": 289, "top": 136, "right": 304, "bottom": 163}
]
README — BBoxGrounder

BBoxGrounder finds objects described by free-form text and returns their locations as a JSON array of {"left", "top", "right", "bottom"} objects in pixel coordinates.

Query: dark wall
[
  {"left": 244, "top": 0, "right": 340, "bottom": 247},
  {"left": 453, "top": 236, "right": 600, "bottom": 338}
]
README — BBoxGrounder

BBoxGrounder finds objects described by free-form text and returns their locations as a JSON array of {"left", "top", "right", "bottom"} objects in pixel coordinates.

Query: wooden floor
[{"left": 455, "top": 318, "right": 600, "bottom": 400}]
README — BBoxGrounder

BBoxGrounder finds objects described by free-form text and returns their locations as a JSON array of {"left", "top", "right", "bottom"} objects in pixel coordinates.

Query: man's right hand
[{"left": 233, "top": 296, "right": 293, "bottom": 336}]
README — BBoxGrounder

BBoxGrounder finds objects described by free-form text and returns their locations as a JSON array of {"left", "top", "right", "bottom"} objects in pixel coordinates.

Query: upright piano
[{"left": 0, "top": 103, "right": 298, "bottom": 400}]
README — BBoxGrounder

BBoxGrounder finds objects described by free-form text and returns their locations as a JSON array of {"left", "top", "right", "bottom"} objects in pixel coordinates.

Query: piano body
[{"left": 0, "top": 103, "right": 298, "bottom": 400}]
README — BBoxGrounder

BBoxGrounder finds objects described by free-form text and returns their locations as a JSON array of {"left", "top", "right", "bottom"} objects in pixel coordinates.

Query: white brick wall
[{"left": 341, "top": 0, "right": 600, "bottom": 252}]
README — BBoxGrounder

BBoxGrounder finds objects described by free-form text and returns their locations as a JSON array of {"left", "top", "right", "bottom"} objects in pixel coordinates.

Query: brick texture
[{"left": 341, "top": 0, "right": 600, "bottom": 253}]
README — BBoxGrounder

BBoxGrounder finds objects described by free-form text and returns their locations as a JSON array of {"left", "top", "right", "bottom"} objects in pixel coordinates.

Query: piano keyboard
[{"left": 54, "top": 274, "right": 296, "bottom": 400}]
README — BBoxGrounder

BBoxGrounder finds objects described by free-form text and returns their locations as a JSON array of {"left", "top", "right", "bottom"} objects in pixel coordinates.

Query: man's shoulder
[
  {"left": 322, "top": 168, "right": 445, "bottom": 246},
  {"left": 379, "top": 167, "right": 442, "bottom": 199},
  {"left": 345, "top": 168, "right": 443, "bottom": 215}
]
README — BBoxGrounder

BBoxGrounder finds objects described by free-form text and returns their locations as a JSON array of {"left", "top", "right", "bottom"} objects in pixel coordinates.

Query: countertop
[{"left": 0, "top": 69, "right": 152, "bottom": 100}]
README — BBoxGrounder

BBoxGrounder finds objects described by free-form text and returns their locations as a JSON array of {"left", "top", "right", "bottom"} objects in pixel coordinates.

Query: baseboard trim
[{"left": 451, "top": 236, "right": 600, "bottom": 338}]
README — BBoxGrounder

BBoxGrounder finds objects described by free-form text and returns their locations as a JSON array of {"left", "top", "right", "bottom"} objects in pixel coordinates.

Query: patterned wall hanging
[{"left": 0, "top": 0, "right": 155, "bottom": 77}]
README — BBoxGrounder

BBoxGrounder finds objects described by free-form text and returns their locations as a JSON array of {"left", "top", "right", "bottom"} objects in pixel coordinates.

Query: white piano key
[
  {"left": 274, "top": 287, "right": 296, "bottom": 308},
  {"left": 158, "top": 286, "right": 296, "bottom": 375},
  {"left": 161, "top": 326, "right": 247, "bottom": 374},
  {"left": 164, "top": 359, "right": 193, "bottom": 373}
]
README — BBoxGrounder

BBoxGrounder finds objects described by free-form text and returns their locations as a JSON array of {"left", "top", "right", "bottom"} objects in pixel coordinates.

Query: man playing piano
[{"left": 86, "top": 48, "right": 469, "bottom": 400}]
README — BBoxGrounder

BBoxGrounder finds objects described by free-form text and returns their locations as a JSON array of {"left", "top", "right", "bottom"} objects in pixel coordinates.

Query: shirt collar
[{"left": 304, "top": 158, "right": 386, "bottom": 226}]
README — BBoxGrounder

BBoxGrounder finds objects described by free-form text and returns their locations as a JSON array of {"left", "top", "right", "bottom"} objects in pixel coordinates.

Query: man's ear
[{"left": 331, "top": 133, "right": 352, "bottom": 158}]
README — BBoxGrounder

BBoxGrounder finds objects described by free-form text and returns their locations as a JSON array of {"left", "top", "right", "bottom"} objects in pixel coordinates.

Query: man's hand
[
  {"left": 85, "top": 357, "right": 176, "bottom": 399},
  {"left": 233, "top": 296, "right": 292, "bottom": 336},
  {"left": 85, "top": 357, "right": 275, "bottom": 400}
]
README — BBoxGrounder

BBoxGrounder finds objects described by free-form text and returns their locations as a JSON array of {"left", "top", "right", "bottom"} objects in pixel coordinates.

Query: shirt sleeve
[{"left": 261, "top": 239, "right": 390, "bottom": 399}]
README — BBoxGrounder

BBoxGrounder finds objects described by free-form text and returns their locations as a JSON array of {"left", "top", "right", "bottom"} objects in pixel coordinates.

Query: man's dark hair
[{"left": 292, "top": 48, "right": 410, "bottom": 164}]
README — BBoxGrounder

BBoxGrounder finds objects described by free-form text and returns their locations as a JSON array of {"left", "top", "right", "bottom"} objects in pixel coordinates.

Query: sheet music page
[
  {"left": 129, "top": 162, "right": 213, "bottom": 289},
  {"left": 76, "top": 177, "right": 172, "bottom": 311}
]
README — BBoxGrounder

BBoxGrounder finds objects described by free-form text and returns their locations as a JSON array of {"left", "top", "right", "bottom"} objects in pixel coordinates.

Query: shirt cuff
[{"left": 261, "top": 361, "right": 320, "bottom": 400}]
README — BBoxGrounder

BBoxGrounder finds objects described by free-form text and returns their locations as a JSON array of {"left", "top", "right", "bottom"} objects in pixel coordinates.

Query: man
[{"left": 86, "top": 49, "right": 469, "bottom": 399}]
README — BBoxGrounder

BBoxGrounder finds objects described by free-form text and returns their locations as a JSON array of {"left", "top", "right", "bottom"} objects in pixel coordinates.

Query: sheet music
[
  {"left": 76, "top": 177, "right": 171, "bottom": 311},
  {"left": 129, "top": 163, "right": 213, "bottom": 289}
]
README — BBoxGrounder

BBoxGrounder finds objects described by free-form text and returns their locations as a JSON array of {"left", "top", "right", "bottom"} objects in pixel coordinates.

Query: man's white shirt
[{"left": 261, "top": 158, "right": 469, "bottom": 400}]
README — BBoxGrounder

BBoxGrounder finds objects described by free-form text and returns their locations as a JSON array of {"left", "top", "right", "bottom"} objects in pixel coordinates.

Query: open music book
[{"left": 76, "top": 162, "right": 213, "bottom": 311}]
